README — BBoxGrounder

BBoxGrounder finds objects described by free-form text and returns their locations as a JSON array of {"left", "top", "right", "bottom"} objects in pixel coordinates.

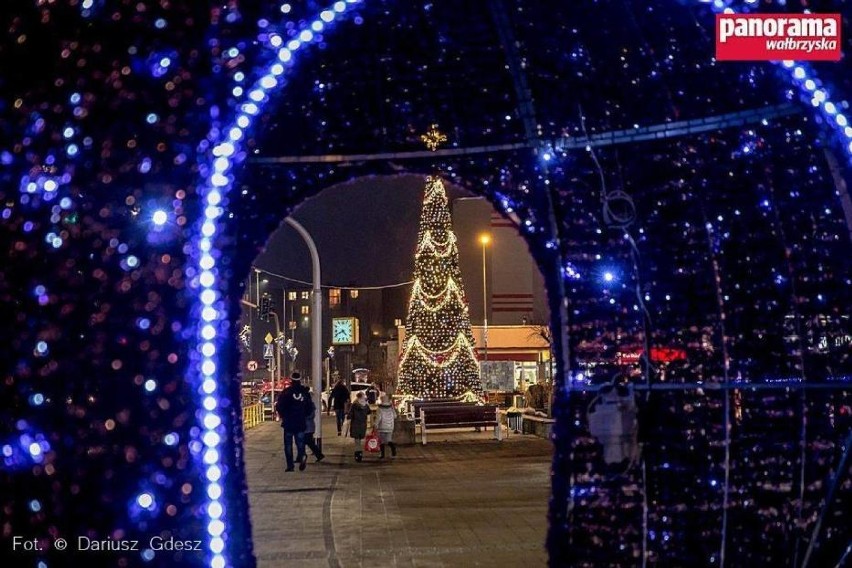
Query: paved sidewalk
[{"left": 245, "top": 416, "right": 551, "bottom": 567}]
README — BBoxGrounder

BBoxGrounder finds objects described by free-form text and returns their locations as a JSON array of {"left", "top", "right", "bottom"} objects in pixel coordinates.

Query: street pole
[
  {"left": 480, "top": 234, "right": 490, "bottom": 386},
  {"left": 285, "top": 218, "right": 323, "bottom": 449},
  {"left": 270, "top": 311, "right": 282, "bottom": 415},
  {"left": 282, "top": 287, "right": 287, "bottom": 380}
]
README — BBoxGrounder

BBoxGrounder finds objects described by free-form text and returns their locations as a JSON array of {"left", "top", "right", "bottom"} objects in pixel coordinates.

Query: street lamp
[{"left": 479, "top": 234, "right": 491, "bottom": 385}]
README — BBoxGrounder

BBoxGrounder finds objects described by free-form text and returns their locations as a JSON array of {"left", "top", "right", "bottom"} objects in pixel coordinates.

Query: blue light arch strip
[{"left": 189, "top": 2, "right": 362, "bottom": 567}]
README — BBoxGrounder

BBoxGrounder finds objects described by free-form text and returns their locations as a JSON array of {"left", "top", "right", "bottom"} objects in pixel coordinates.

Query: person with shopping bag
[
  {"left": 346, "top": 391, "right": 370, "bottom": 462},
  {"left": 374, "top": 393, "right": 397, "bottom": 459}
]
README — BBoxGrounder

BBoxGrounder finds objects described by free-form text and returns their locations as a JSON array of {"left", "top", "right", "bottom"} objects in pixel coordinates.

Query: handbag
[{"left": 364, "top": 431, "right": 381, "bottom": 453}]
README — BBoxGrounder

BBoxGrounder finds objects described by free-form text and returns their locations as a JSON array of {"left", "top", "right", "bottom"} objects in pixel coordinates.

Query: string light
[
  {"left": 398, "top": 175, "right": 483, "bottom": 398},
  {"left": 188, "top": 2, "right": 362, "bottom": 566}
]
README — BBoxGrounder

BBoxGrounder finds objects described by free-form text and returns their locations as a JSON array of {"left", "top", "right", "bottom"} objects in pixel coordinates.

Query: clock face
[{"left": 332, "top": 318, "right": 355, "bottom": 345}]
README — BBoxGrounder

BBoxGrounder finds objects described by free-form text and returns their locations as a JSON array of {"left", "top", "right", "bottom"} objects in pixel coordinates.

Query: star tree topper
[{"left": 420, "top": 124, "right": 447, "bottom": 151}]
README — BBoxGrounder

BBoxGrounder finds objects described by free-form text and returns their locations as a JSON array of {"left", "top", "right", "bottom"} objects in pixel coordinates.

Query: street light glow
[{"left": 479, "top": 234, "right": 491, "bottom": 245}]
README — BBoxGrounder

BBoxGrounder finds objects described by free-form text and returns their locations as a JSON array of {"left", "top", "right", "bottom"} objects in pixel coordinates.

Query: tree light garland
[{"left": 398, "top": 176, "right": 483, "bottom": 398}]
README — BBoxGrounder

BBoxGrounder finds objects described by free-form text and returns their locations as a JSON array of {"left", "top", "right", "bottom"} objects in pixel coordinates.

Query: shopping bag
[{"left": 364, "top": 432, "right": 381, "bottom": 453}]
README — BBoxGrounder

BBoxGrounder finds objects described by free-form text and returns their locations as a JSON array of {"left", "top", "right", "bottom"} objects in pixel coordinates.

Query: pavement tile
[{"left": 246, "top": 416, "right": 550, "bottom": 567}]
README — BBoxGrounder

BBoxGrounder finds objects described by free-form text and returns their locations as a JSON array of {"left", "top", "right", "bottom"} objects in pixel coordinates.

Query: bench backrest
[
  {"left": 412, "top": 400, "right": 473, "bottom": 410},
  {"left": 408, "top": 399, "right": 474, "bottom": 416},
  {"left": 420, "top": 405, "right": 498, "bottom": 425}
]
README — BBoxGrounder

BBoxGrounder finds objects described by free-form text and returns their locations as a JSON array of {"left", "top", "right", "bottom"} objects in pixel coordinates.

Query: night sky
[{"left": 253, "top": 174, "right": 475, "bottom": 286}]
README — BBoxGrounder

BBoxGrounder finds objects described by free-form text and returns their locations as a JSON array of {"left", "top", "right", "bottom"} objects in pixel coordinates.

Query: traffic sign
[
  {"left": 264, "top": 333, "right": 274, "bottom": 344},
  {"left": 247, "top": 360, "right": 258, "bottom": 371},
  {"left": 263, "top": 344, "right": 274, "bottom": 358}
]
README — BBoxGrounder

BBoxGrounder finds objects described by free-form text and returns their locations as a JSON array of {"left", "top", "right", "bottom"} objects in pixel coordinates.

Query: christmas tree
[{"left": 397, "top": 142, "right": 482, "bottom": 397}]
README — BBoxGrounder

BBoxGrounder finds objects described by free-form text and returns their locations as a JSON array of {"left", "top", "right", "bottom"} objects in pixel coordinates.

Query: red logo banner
[{"left": 716, "top": 14, "right": 842, "bottom": 61}]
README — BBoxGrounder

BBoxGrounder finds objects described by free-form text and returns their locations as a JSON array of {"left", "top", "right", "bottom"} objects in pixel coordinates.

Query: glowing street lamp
[{"left": 479, "top": 234, "right": 491, "bottom": 381}]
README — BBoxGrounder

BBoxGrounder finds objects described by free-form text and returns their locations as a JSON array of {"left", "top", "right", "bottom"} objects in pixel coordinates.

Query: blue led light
[
  {"left": 186, "top": 3, "right": 362, "bottom": 565},
  {"left": 136, "top": 493, "right": 154, "bottom": 509},
  {"left": 152, "top": 210, "right": 168, "bottom": 226}
]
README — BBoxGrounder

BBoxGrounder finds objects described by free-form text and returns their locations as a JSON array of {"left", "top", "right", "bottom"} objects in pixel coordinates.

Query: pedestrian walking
[
  {"left": 329, "top": 378, "right": 350, "bottom": 435},
  {"left": 275, "top": 372, "right": 314, "bottom": 472},
  {"left": 374, "top": 393, "right": 397, "bottom": 459},
  {"left": 347, "top": 391, "right": 370, "bottom": 462},
  {"left": 304, "top": 389, "right": 325, "bottom": 463}
]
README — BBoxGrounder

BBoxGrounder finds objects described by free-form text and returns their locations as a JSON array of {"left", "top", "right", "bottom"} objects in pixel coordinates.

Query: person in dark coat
[
  {"left": 274, "top": 372, "right": 315, "bottom": 472},
  {"left": 304, "top": 388, "right": 325, "bottom": 462},
  {"left": 365, "top": 382, "right": 380, "bottom": 405},
  {"left": 346, "top": 391, "right": 370, "bottom": 462},
  {"left": 329, "top": 378, "right": 350, "bottom": 435}
]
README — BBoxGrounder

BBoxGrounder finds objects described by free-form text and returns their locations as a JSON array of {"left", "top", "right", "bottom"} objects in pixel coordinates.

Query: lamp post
[
  {"left": 479, "top": 234, "right": 491, "bottom": 385},
  {"left": 284, "top": 217, "right": 323, "bottom": 448}
]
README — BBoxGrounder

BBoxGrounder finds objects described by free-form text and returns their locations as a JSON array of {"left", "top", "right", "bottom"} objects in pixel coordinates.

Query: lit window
[
  {"left": 394, "top": 319, "right": 402, "bottom": 327},
  {"left": 287, "top": 291, "right": 297, "bottom": 301},
  {"left": 329, "top": 288, "right": 341, "bottom": 307},
  {"left": 349, "top": 289, "right": 359, "bottom": 299},
  {"left": 301, "top": 305, "right": 309, "bottom": 315},
  {"left": 301, "top": 291, "right": 310, "bottom": 300}
]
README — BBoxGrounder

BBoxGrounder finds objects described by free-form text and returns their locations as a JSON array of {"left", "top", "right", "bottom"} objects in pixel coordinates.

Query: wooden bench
[
  {"left": 419, "top": 404, "right": 502, "bottom": 444},
  {"left": 410, "top": 399, "right": 473, "bottom": 421}
]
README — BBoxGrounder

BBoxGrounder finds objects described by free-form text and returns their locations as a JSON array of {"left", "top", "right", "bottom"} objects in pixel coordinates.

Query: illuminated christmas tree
[{"left": 397, "top": 133, "right": 482, "bottom": 398}]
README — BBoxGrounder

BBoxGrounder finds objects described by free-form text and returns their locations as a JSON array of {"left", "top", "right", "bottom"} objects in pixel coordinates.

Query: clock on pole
[{"left": 331, "top": 317, "right": 359, "bottom": 345}]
